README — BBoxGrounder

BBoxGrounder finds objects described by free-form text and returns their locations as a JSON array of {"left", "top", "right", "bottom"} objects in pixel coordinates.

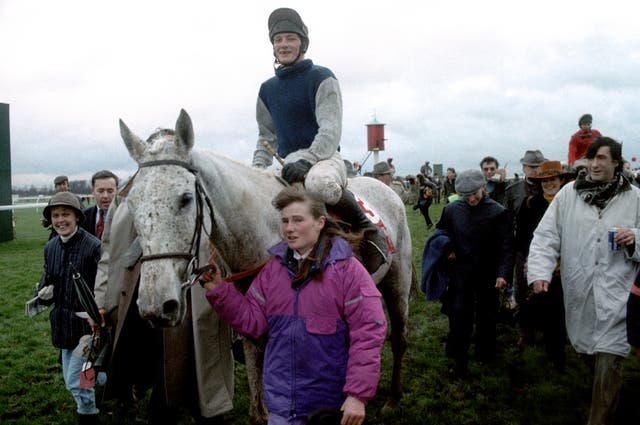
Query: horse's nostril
[{"left": 163, "top": 299, "right": 180, "bottom": 317}]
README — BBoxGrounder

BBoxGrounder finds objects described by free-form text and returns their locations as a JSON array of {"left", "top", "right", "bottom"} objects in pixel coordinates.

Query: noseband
[{"left": 136, "top": 159, "right": 216, "bottom": 284}]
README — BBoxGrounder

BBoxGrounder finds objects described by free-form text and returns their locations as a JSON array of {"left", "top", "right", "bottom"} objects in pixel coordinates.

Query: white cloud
[{"left": 3, "top": 0, "right": 640, "bottom": 189}]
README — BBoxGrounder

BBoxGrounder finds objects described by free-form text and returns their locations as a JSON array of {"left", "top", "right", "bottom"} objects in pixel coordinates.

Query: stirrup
[{"left": 360, "top": 239, "right": 387, "bottom": 274}]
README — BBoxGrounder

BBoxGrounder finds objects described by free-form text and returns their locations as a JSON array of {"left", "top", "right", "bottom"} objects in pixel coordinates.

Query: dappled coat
[
  {"left": 528, "top": 181, "right": 640, "bottom": 356},
  {"left": 206, "top": 237, "right": 387, "bottom": 419},
  {"left": 95, "top": 193, "right": 234, "bottom": 417}
]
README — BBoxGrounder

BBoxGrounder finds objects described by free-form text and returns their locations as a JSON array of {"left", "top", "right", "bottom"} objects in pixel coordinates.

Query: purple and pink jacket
[{"left": 205, "top": 237, "right": 387, "bottom": 420}]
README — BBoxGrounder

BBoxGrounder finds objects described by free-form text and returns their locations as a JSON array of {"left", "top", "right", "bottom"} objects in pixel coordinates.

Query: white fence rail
[
  {"left": 0, "top": 194, "right": 93, "bottom": 212},
  {"left": 0, "top": 202, "right": 49, "bottom": 211}
]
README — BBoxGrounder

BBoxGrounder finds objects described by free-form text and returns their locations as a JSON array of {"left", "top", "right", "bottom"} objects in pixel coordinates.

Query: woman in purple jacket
[{"left": 200, "top": 187, "right": 387, "bottom": 425}]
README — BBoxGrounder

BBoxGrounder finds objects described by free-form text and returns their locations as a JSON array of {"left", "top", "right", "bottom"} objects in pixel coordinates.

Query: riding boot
[{"left": 332, "top": 189, "right": 388, "bottom": 273}]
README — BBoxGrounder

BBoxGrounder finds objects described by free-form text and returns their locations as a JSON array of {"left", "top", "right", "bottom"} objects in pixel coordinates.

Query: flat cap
[
  {"left": 455, "top": 169, "right": 486, "bottom": 195},
  {"left": 54, "top": 175, "right": 68, "bottom": 185}
]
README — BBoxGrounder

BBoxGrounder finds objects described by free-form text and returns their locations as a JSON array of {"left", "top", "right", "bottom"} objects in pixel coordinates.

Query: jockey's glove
[
  {"left": 282, "top": 159, "right": 312, "bottom": 184},
  {"left": 38, "top": 285, "right": 54, "bottom": 301}
]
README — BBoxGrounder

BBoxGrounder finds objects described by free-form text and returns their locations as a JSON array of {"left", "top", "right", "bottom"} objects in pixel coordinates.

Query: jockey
[{"left": 252, "top": 7, "right": 387, "bottom": 273}]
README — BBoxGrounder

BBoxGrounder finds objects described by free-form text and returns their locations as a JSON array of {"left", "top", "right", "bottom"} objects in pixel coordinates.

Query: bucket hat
[{"left": 43, "top": 192, "right": 85, "bottom": 223}]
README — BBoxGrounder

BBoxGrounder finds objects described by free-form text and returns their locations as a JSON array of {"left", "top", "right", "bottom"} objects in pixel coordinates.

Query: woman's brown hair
[{"left": 272, "top": 186, "right": 363, "bottom": 287}]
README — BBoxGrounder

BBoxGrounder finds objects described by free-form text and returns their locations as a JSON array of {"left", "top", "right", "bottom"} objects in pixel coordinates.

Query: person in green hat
[{"left": 252, "top": 7, "right": 387, "bottom": 274}]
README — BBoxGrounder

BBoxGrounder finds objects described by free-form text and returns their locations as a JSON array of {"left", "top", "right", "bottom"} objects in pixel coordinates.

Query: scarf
[{"left": 573, "top": 169, "right": 630, "bottom": 209}]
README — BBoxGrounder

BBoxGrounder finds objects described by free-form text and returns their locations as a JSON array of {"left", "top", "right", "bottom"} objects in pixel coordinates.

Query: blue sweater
[{"left": 258, "top": 59, "right": 336, "bottom": 158}]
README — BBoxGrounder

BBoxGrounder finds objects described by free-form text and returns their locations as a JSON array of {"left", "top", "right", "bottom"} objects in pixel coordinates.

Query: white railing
[
  {"left": 0, "top": 202, "right": 49, "bottom": 211},
  {"left": 0, "top": 194, "right": 93, "bottom": 212}
]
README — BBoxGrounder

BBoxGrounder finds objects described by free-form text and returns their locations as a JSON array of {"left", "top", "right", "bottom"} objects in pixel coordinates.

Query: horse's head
[{"left": 119, "top": 109, "right": 201, "bottom": 327}]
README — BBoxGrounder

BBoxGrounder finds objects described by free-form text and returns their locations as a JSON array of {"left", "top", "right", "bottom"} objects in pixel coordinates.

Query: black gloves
[{"left": 282, "top": 159, "right": 312, "bottom": 184}]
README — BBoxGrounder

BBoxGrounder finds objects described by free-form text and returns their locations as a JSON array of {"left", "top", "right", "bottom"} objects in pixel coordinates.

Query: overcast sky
[{"left": 2, "top": 0, "right": 640, "bottom": 188}]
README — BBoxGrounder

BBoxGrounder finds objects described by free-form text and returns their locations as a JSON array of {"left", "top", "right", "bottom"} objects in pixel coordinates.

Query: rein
[
  {"left": 136, "top": 160, "right": 216, "bottom": 279},
  {"left": 134, "top": 158, "right": 267, "bottom": 291}
]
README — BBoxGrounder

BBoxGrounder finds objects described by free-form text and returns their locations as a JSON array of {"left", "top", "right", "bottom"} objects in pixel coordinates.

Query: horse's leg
[
  {"left": 378, "top": 267, "right": 410, "bottom": 412},
  {"left": 242, "top": 337, "right": 268, "bottom": 425}
]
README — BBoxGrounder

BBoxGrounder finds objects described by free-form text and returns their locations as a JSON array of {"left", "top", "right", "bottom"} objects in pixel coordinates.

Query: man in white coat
[{"left": 528, "top": 137, "right": 640, "bottom": 425}]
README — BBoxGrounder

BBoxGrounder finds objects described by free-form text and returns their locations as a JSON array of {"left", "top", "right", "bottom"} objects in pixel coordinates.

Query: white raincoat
[{"left": 527, "top": 181, "right": 640, "bottom": 356}]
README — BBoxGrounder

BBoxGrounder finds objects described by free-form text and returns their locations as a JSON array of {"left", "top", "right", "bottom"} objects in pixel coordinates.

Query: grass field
[{"left": 1, "top": 203, "right": 639, "bottom": 424}]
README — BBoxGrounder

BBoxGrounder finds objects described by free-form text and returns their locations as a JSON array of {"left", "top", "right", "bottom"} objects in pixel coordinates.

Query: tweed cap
[
  {"left": 372, "top": 161, "right": 392, "bottom": 176},
  {"left": 520, "top": 150, "right": 547, "bottom": 166},
  {"left": 43, "top": 191, "right": 85, "bottom": 223},
  {"left": 53, "top": 175, "right": 68, "bottom": 185},
  {"left": 455, "top": 169, "right": 486, "bottom": 195}
]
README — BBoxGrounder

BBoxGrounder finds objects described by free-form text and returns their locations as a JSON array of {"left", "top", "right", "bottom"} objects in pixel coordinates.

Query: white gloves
[{"left": 38, "top": 285, "right": 54, "bottom": 301}]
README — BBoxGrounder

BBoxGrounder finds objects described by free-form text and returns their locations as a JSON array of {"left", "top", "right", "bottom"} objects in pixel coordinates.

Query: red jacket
[{"left": 568, "top": 128, "right": 601, "bottom": 166}]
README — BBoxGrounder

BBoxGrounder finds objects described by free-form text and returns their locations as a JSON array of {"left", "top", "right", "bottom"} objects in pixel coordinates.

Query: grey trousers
[{"left": 588, "top": 352, "right": 624, "bottom": 425}]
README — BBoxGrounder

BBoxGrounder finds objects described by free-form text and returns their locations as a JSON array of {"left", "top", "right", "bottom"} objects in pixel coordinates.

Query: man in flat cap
[
  {"left": 568, "top": 113, "right": 601, "bottom": 168},
  {"left": 434, "top": 169, "right": 514, "bottom": 378}
]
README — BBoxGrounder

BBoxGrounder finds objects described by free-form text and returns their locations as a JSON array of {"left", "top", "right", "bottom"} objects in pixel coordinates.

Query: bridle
[{"left": 135, "top": 159, "right": 216, "bottom": 288}]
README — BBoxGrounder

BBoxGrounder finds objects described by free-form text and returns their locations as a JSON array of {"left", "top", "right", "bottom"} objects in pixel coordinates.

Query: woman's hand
[
  {"left": 340, "top": 396, "right": 365, "bottom": 425},
  {"left": 199, "top": 262, "right": 222, "bottom": 291}
]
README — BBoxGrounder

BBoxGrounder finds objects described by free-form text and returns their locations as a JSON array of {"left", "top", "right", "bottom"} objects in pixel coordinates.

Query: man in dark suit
[{"left": 82, "top": 170, "right": 118, "bottom": 238}]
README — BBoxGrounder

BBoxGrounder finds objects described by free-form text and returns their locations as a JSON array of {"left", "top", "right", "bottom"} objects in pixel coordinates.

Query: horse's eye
[{"left": 180, "top": 192, "right": 193, "bottom": 209}]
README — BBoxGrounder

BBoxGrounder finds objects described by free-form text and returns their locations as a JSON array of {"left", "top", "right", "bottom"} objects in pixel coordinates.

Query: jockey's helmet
[{"left": 268, "top": 8, "right": 309, "bottom": 53}]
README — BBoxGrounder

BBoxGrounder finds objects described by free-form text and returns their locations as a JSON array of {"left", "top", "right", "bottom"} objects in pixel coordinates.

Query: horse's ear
[
  {"left": 119, "top": 119, "right": 146, "bottom": 162},
  {"left": 175, "top": 109, "right": 194, "bottom": 151}
]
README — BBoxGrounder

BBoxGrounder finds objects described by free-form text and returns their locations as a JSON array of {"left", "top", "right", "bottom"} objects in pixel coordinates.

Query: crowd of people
[
  {"left": 419, "top": 134, "right": 640, "bottom": 424},
  {"left": 30, "top": 7, "right": 640, "bottom": 425}
]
